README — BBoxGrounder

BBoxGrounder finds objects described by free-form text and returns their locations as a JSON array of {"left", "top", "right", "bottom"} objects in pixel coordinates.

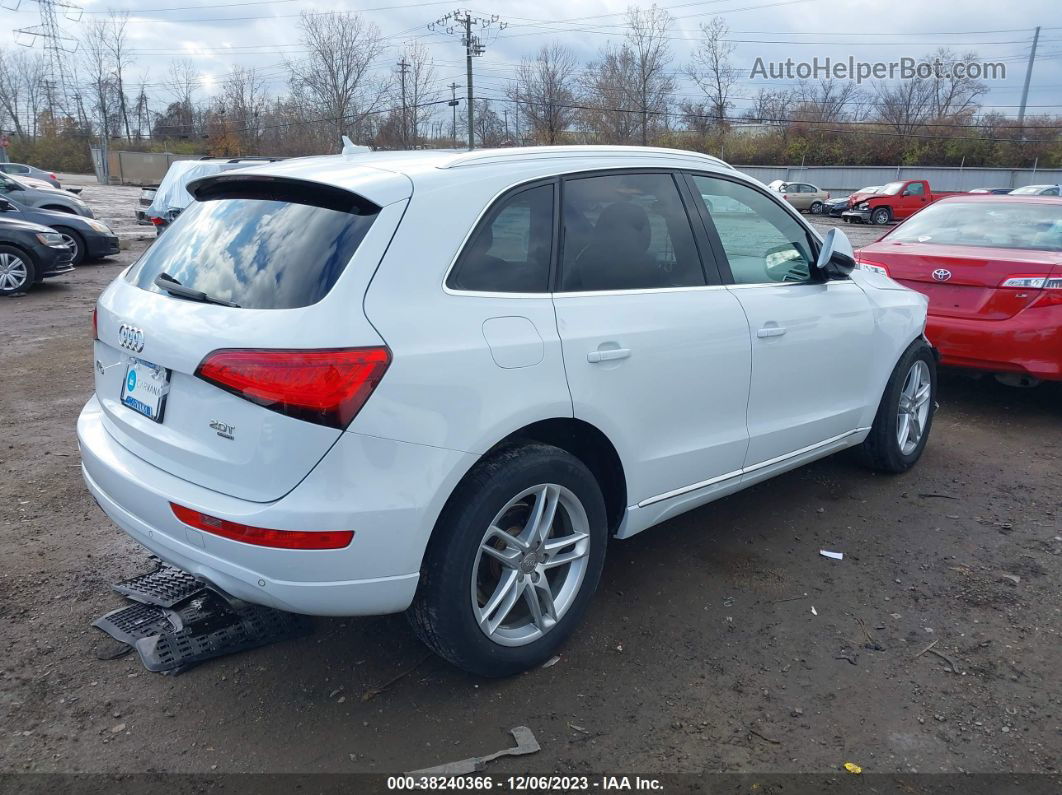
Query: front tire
[
  {"left": 871, "top": 207, "right": 892, "bottom": 225},
  {"left": 408, "top": 443, "right": 607, "bottom": 677},
  {"left": 0, "top": 245, "right": 35, "bottom": 296},
  {"left": 54, "top": 227, "right": 85, "bottom": 265},
  {"left": 859, "top": 340, "right": 936, "bottom": 473}
]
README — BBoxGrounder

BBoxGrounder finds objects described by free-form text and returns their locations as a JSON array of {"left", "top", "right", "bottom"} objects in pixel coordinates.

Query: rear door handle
[
  {"left": 757, "top": 326, "right": 787, "bottom": 338},
  {"left": 587, "top": 348, "right": 631, "bottom": 363}
]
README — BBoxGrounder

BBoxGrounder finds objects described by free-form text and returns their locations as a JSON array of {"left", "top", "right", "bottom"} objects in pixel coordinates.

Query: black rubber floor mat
[
  {"left": 93, "top": 601, "right": 176, "bottom": 646},
  {"left": 113, "top": 564, "right": 203, "bottom": 608},
  {"left": 134, "top": 604, "right": 311, "bottom": 674}
]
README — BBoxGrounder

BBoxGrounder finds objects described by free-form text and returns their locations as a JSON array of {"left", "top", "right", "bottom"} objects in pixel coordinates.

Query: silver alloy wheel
[
  {"left": 896, "top": 359, "right": 932, "bottom": 455},
  {"left": 471, "top": 483, "right": 591, "bottom": 647},
  {"left": 0, "top": 251, "right": 29, "bottom": 292},
  {"left": 58, "top": 232, "right": 79, "bottom": 262}
]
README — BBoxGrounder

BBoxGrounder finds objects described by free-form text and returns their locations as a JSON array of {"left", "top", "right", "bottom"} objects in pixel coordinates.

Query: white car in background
[{"left": 78, "top": 146, "right": 935, "bottom": 676}]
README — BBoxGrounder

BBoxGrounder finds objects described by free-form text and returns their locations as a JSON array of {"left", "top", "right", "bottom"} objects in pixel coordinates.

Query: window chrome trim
[{"left": 636, "top": 427, "right": 870, "bottom": 508}]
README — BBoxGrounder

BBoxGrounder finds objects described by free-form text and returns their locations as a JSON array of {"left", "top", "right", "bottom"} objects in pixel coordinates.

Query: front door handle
[
  {"left": 587, "top": 348, "right": 631, "bottom": 363},
  {"left": 757, "top": 326, "right": 787, "bottom": 338}
]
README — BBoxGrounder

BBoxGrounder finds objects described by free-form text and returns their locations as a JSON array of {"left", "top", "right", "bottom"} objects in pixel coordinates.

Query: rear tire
[
  {"left": 0, "top": 245, "right": 35, "bottom": 296},
  {"left": 810, "top": 201, "right": 823, "bottom": 215},
  {"left": 408, "top": 443, "right": 607, "bottom": 677},
  {"left": 858, "top": 339, "right": 936, "bottom": 473}
]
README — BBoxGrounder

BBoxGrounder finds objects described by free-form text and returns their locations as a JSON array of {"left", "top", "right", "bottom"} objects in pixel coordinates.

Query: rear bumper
[
  {"left": 77, "top": 395, "right": 477, "bottom": 615},
  {"left": 926, "top": 306, "right": 1062, "bottom": 381}
]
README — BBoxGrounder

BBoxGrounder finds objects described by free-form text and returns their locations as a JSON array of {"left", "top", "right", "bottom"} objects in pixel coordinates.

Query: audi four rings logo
[
  {"left": 932, "top": 269, "right": 952, "bottom": 282},
  {"left": 118, "top": 324, "right": 145, "bottom": 352}
]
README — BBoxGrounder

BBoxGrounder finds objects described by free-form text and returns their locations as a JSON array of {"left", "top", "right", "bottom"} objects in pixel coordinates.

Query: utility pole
[
  {"left": 1017, "top": 26, "right": 1041, "bottom": 136},
  {"left": 513, "top": 92, "right": 519, "bottom": 146},
  {"left": 448, "top": 82, "right": 460, "bottom": 147},
  {"left": 429, "top": 10, "right": 506, "bottom": 150},
  {"left": 503, "top": 108, "right": 509, "bottom": 143},
  {"left": 397, "top": 58, "right": 410, "bottom": 149}
]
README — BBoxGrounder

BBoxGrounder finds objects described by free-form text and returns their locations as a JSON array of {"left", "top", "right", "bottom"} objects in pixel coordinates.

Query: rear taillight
[
  {"left": 856, "top": 258, "right": 889, "bottom": 276},
  {"left": 49, "top": 173, "right": 57, "bottom": 181},
  {"left": 195, "top": 347, "right": 391, "bottom": 429},
  {"left": 149, "top": 216, "right": 164, "bottom": 226},
  {"left": 1001, "top": 275, "right": 1062, "bottom": 307},
  {"left": 171, "top": 503, "right": 353, "bottom": 550},
  {"left": 999, "top": 275, "right": 1062, "bottom": 289},
  {"left": 825, "top": 192, "right": 831, "bottom": 200},
  {"left": 92, "top": 306, "right": 98, "bottom": 340}
]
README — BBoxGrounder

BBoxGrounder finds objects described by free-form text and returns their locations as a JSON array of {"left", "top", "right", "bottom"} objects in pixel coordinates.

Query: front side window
[
  {"left": 690, "top": 174, "right": 816, "bottom": 285},
  {"left": 905, "top": 182, "right": 925, "bottom": 196},
  {"left": 559, "top": 173, "right": 704, "bottom": 292},
  {"left": 447, "top": 183, "right": 553, "bottom": 293}
]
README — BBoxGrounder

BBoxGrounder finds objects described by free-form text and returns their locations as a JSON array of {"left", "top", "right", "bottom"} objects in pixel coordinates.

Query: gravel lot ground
[{"left": 1, "top": 179, "right": 1058, "bottom": 779}]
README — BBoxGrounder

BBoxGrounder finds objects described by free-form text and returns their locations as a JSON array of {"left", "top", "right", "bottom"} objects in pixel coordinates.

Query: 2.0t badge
[{"left": 118, "top": 324, "right": 145, "bottom": 352}]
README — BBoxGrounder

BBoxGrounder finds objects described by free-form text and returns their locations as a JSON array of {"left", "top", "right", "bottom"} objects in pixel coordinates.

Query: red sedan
[{"left": 855, "top": 195, "right": 1062, "bottom": 385}]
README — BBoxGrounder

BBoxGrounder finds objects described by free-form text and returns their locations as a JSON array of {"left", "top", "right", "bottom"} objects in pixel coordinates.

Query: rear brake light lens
[
  {"left": 856, "top": 258, "right": 889, "bottom": 276},
  {"left": 195, "top": 347, "right": 391, "bottom": 429},
  {"left": 171, "top": 503, "right": 353, "bottom": 549},
  {"left": 149, "top": 216, "right": 164, "bottom": 226},
  {"left": 1000, "top": 276, "right": 1062, "bottom": 289}
]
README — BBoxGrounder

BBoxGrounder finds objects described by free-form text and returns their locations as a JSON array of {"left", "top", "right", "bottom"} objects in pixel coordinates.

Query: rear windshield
[
  {"left": 885, "top": 201, "right": 1062, "bottom": 252},
  {"left": 126, "top": 185, "right": 379, "bottom": 309}
]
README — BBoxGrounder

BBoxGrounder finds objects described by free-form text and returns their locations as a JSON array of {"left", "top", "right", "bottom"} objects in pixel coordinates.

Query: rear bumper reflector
[{"left": 170, "top": 503, "right": 354, "bottom": 550}]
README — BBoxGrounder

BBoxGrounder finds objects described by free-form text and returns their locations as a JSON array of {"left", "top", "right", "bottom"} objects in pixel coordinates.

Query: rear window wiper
[{"left": 154, "top": 272, "right": 240, "bottom": 308}]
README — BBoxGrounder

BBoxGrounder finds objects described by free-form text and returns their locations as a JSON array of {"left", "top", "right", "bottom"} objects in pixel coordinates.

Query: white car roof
[
  {"left": 222, "top": 146, "right": 738, "bottom": 207},
  {"left": 149, "top": 160, "right": 261, "bottom": 212}
]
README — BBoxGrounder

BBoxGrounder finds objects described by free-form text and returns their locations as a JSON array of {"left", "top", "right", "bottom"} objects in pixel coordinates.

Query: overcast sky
[{"left": 6, "top": 0, "right": 1060, "bottom": 119}]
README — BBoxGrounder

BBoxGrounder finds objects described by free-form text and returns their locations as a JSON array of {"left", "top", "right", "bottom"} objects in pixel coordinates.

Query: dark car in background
[
  {"left": 0, "top": 196, "right": 118, "bottom": 265},
  {"left": 823, "top": 185, "right": 883, "bottom": 217},
  {"left": 0, "top": 214, "right": 75, "bottom": 296}
]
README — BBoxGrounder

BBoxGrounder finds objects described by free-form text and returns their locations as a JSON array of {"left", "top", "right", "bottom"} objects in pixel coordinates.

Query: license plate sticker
[{"left": 120, "top": 357, "right": 171, "bottom": 423}]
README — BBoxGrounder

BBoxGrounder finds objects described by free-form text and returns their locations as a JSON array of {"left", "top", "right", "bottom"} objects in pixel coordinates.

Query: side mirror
[{"left": 815, "top": 228, "right": 856, "bottom": 279}]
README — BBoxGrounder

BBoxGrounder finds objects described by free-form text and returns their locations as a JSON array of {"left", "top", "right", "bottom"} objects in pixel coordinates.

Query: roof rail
[{"left": 441, "top": 146, "right": 734, "bottom": 170}]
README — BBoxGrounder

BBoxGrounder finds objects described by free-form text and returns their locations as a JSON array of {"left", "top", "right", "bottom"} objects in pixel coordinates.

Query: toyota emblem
[
  {"left": 931, "top": 268, "right": 952, "bottom": 282},
  {"left": 118, "top": 324, "right": 145, "bottom": 353}
]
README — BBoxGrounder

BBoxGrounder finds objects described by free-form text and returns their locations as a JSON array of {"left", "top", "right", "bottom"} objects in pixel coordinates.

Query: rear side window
[
  {"left": 559, "top": 173, "right": 705, "bottom": 292},
  {"left": 126, "top": 181, "right": 379, "bottom": 310},
  {"left": 447, "top": 184, "right": 554, "bottom": 293}
]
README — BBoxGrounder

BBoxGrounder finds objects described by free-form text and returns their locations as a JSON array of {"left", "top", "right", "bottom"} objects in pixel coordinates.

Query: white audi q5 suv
[{"left": 79, "top": 146, "right": 935, "bottom": 676}]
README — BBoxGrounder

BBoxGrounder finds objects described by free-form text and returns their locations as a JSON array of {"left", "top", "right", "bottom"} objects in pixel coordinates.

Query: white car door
[
  {"left": 552, "top": 171, "right": 751, "bottom": 508},
  {"left": 685, "top": 172, "right": 877, "bottom": 467}
]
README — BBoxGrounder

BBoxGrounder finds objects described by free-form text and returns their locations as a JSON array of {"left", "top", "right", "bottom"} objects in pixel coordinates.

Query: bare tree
[
  {"left": 873, "top": 78, "right": 935, "bottom": 136},
  {"left": 223, "top": 65, "right": 267, "bottom": 150},
  {"left": 165, "top": 58, "right": 200, "bottom": 137},
  {"left": 792, "top": 80, "right": 867, "bottom": 123},
  {"left": 289, "top": 11, "right": 386, "bottom": 145},
  {"left": 0, "top": 49, "right": 48, "bottom": 137},
  {"left": 392, "top": 41, "right": 437, "bottom": 148},
  {"left": 581, "top": 43, "right": 640, "bottom": 144},
  {"left": 687, "top": 17, "right": 737, "bottom": 127},
  {"left": 741, "top": 87, "right": 795, "bottom": 125},
  {"left": 507, "top": 44, "right": 579, "bottom": 145},
  {"left": 81, "top": 17, "right": 121, "bottom": 139},
  {"left": 626, "top": 5, "right": 675, "bottom": 145},
  {"left": 928, "top": 48, "right": 987, "bottom": 119},
  {"left": 104, "top": 12, "right": 134, "bottom": 140},
  {"left": 471, "top": 99, "right": 505, "bottom": 147}
]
